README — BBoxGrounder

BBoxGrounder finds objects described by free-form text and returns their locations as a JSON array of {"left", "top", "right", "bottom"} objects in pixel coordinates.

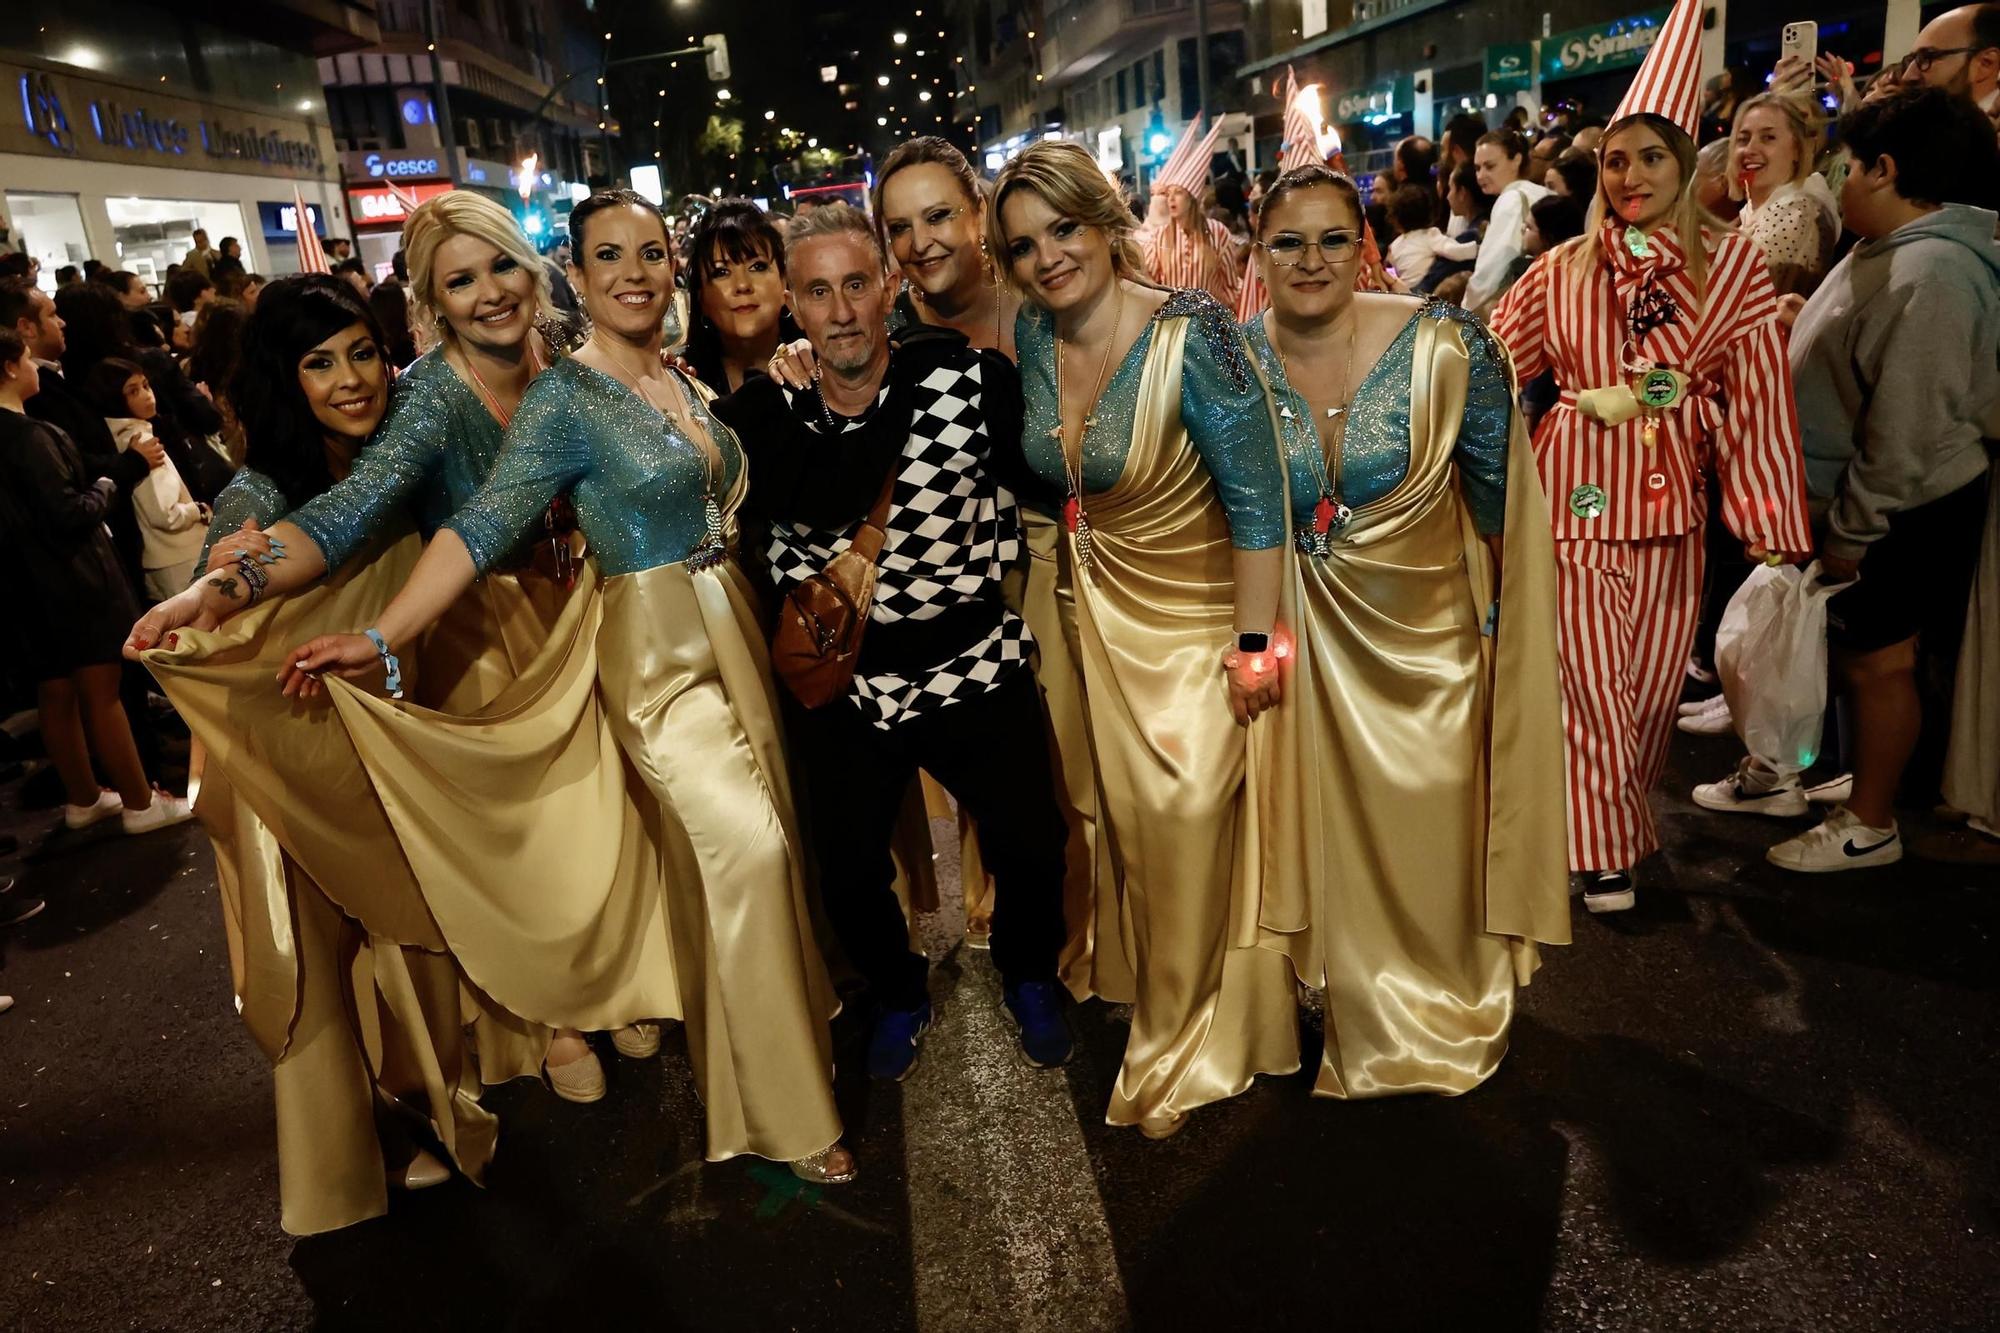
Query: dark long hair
[
  {"left": 683, "top": 200, "right": 800, "bottom": 393},
  {"left": 233, "top": 275, "right": 387, "bottom": 508},
  {"left": 54, "top": 284, "right": 136, "bottom": 381}
]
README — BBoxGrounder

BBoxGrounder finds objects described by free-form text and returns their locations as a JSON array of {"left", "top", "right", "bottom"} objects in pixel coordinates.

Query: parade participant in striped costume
[
  {"left": 1488, "top": 0, "right": 1813, "bottom": 913},
  {"left": 1143, "top": 116, "right": 1241, "bottom": 307}
]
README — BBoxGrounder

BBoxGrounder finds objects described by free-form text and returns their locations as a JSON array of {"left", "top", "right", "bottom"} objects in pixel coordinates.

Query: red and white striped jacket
[
  {"left": 1147, "top": 217, "right": 1242, "bottom": 308},
  {"left": 1489, "top": 222, "right": 1813, "bottom": 548}
]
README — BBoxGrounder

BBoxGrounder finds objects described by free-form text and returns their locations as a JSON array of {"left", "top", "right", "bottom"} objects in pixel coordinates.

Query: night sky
[{"left": 598, "top": 0, "right": 965, "bottom": 204}]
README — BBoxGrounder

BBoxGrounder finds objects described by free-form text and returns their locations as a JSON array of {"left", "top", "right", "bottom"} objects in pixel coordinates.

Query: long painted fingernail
[{"left": 164, "top": 633, "right": 178, "bottom": 649}]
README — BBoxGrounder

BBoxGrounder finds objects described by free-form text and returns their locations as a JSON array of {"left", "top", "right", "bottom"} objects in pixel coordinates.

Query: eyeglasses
[
  {"left": 1258, "top": 230, "right": 1362, "bottom": 266},
  {"left": 1905, "top": 44, "right": 1989, "bottom": 72}
]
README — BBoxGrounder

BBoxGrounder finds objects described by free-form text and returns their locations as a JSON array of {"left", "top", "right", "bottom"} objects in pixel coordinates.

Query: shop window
[
  {"left": 4, "top": 194, "right": 90, "bottom": 293},
  {"left": 102, "top": 198, "right": 249, "bottom": 293}
]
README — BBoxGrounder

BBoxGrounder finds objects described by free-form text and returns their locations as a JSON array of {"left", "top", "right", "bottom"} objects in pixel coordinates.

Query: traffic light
[{"left": 704, "top": 34, "right": 730, "bottom": 82}]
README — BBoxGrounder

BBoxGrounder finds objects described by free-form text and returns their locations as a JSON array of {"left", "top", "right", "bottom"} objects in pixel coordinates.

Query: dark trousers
[{"left": 789, "top": 667, "right": 1068, "bottom": 1011}]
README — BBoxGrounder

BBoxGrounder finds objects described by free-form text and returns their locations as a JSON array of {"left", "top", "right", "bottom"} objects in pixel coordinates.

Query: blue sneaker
[
  {"left": 867, "top": 999, "right": 933, "bottom": 1081},
  {"left": 1002, "top": 980, "right": 1073, "bottom": 1069}
]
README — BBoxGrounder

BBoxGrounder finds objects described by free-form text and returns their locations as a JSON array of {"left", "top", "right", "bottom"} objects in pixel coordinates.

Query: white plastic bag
[{"left": 1714, "top": 560, "right": 1849, "bottom": 783}]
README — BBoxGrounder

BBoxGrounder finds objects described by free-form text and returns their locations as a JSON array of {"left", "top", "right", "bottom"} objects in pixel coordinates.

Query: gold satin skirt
[
  {"left": 1290, "top": 552, "right": 1532, "bottom": 1098},
  {"left": 592, "top": 559, "right": 843, "bottom": 1163},
  {"left": 152, "top": 536, "right": 550, "bottom": 1235}
]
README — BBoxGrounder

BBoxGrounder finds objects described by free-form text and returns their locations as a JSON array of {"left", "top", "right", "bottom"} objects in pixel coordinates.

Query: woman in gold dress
[
  {"left": 128, "top": 275, "right": 549, "bottom": 1234},
  {"left": 992, "top": 141, "right": 1297, "bottom": 1139},
  {"left": 143, "top": 193, "right": 671, "bottom": 1104},
  {"left": 277, "top": 190, "right": 853, "bottom": 1184},
  {"left": 1242, "top": 164, "right": 1571, "bottom": 1097}
]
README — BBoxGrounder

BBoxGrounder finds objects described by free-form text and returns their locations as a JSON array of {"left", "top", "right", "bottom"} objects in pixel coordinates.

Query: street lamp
[{"left": 893, "top": 31, "right": 908, "bottom": 45}]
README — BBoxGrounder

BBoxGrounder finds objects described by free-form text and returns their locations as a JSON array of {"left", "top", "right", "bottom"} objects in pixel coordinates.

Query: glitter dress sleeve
[
  {"left": 1442, "top": 308, "right": 1513, "bottom": 537},
  {"left": 1176, "top": 295, "right": 1286, "bottom": 551},
  {"left": 196, "top": 469, "right": 289, "bottom": 574},
  {"left": 441, "top": 371, "right": 586, "bottom": 575},
  {"left": 287, "top": 376, "right": 447, "bottom": 573}
]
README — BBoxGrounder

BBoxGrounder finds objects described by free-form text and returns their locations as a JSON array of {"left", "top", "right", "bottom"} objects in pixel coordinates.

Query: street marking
[{"left": 903, "top": 819, "right": 1130, "bottom": 1333}]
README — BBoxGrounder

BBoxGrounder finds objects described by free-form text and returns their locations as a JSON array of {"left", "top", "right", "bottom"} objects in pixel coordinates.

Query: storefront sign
[
  {"left": 1541, "top": 10, "right": 1670, "bottom": 83},
  {"left": 1485, "top": 43, "right": 1536, "bottom": 95},
  {"left": 1333, "top": 76, "right": 1413, "bottom": 124},
  {"left": 5, "top": 59, "right": 332, "bottom": 180},
  {"left": 347, "top": 180, "right": 455, "bottom": 227},
  {"left": 257, "top": 200, "right": 326, "bottom": 241},
  {"left": 363, "top": 151, "right": 441, "bottom": 178}
]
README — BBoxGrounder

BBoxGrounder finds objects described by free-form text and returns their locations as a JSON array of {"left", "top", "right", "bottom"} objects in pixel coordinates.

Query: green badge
[
  {"left": 1569, "top": 483, "right": 1608, "bottom": 519},
  {"left": 1623, "top": 225, "right": 1653, "bottom": 258},
  {"left": 1638, "top": 368, "right": 1684, "bottom": 408}
]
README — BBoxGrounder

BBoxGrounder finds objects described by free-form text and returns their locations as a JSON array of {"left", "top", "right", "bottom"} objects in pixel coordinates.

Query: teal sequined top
[
  {"left": 196, "top": 468, "right": 288, "bottom": 573},
  {"left": 1015, "top": 288, "right": 1286, "bottom": 551},
  {"left": 1242, "top": 303, "right": 1511, "bottom": 538},
  {"left": 444, "top": 357, "right": 744, "bottom": 577},
  {"left": 288, "top": 350, "right": 520, "bottom": 573}
]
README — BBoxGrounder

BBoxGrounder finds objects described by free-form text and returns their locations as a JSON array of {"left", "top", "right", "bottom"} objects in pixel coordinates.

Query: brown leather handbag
[{"left": 771, "top": 464, "right": 899, "bottom": 709}]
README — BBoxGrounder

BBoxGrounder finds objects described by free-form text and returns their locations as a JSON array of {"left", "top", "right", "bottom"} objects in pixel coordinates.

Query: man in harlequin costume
[{"left": 1487, "top": 0, "right": 1813, "bottom": 912}]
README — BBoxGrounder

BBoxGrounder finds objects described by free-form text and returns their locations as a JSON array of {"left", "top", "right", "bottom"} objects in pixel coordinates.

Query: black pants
[{"left": 789, "top": 667, "right": 1068, "bottom": 1011}]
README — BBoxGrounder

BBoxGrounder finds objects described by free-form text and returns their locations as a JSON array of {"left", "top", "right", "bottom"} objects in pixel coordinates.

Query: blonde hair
[
  {"left": 400, "top": 191, "right": 553, "bottom": 348},
  {"left": 987, "top": 140, "right": 1146, "bottom": 303},
  {"left": 1726, "top": 93, "right": 1823, "bottom": 199},
  {"left": 1563, "top": 113, "right": 1712, "bottom": 306}
]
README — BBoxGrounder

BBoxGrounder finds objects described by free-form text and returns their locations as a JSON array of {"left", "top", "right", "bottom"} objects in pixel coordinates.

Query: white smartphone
[{"left": 1781, "top": 20, "right": 1819, "bottom": 70}]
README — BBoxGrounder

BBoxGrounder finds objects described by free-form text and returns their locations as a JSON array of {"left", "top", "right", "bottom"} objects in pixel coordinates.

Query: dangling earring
[{"left": 980, "top": 235, "right": 1000, "bottom": 288}]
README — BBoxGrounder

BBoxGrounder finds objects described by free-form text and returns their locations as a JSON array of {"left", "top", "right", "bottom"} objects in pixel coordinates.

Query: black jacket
[
  {"left": 0, "top": 408, "right": 138, "bottom": 669},
  {"left": 27, "top": 363, "right": 148, "bottom": 585}
]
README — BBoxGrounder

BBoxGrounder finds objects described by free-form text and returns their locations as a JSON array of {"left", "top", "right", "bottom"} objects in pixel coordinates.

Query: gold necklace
[
  {"left": 1051, "top": 284, "right": 1126, "bottom": 570},
  {"left": 1270, "top": 308, "right": 1358, "bottom": 557}
]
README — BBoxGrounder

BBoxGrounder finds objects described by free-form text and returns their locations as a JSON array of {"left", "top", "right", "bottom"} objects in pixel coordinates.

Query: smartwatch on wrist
[{"left": 1236, "top": 631, "right": 1270, "bottom": 655}]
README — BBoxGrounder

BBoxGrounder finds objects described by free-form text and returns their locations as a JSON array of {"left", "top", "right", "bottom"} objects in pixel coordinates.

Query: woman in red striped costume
[{"left": 1489, "top": 89, "right": 1813, "bottom": 911}]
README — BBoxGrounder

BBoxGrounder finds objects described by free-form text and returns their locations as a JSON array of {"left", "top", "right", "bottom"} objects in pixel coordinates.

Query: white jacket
[
  {"left": 1466, "top": 179, "right": 1551, "bottom": 313},
  {"left": 108, "top": 418, "right": 207, "bottom": 573}
]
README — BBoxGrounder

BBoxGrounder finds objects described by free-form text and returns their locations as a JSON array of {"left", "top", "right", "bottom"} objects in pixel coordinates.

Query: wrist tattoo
[{"left": 205, "top": 575, "right": 243, "bottom": 601}]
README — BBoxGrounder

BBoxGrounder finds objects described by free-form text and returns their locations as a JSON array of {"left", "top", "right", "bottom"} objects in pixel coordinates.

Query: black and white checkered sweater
[{"left": 763, "top": 350, "right": 1034, "bottom": 729}]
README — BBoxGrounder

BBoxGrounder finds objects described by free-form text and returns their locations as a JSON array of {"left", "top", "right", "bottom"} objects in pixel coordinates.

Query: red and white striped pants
[{"left": 1554, "top": 527, "right": 1706, "bottom": 871}]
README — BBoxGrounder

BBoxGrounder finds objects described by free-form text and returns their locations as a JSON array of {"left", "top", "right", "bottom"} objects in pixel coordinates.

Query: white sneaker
[
  {"left": 122, "top": 793, "right": 194, "bottom": 835},
  {"left": 1693, "top": 762, "right": 1808, "bottom": 817},
  {"left": 1583, "top": 869, "right": 1635, "bottom": 913},
  {"left": 1678, "top": 694, "right": 1723, "bottom": 717},
  {"left": 1676, "top": 695, "right": 1734, "bottom": 735},
  {"left": 64, "top": 790, "right": 124, "bottom": 830},
  {"left": 1766, "top": 807, "right": 1902, "bottom": 873},
  {"left": 1803, "top": 774, "right": 1853, "bottom": 806}
]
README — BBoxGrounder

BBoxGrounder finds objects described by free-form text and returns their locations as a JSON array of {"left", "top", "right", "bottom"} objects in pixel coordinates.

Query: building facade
[
  {"left": 948, "top": 0, "right": 1253, "bottom": 190},
  {"left": 1, "top": 2, "right": 371, "bottom": 293},
  {"left": 318, "top": 0, "right": 609, "bottom": 276}
]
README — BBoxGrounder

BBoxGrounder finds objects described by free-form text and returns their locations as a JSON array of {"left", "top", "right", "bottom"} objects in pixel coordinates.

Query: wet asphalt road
[{"left": 1, "top": 726, "right": 1995, "bottom": 1333}]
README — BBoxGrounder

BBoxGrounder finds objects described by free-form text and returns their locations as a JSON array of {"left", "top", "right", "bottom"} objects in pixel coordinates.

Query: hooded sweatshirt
[
  {"left": 106, "top": 416, "right": 207, "bottom": 573},
  {"left": 1789, "top": 203, "right": 2000, "bottom": 560}
]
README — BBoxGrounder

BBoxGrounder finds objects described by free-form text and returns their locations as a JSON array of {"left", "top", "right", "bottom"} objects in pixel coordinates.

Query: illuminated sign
[
  {"left": 12, "top": 65, "right": 322, "bottom": 173},
  {"left": 347, "top": 180, "right": 455, "bottom": 226},
  {"left": 365, "top": 151, "right": 440, "bottom": 178}
]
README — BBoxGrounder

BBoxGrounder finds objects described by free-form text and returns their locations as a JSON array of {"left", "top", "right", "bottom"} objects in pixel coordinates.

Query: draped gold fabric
[
  {"left": 324, "top": 532, "right": 844, "bottom": 1164},
  {"left": 1253, "top": 315, "right": 1570, "bottom": 1100},
  {"left": 1060, "top": 316, "right": 1300, "bottom": 1130},
  {"left": 323, "top": 561, "right": 681, "bottom": 1033},
  {"left": 146, "top": 539, "right": 549, "bottom": 1235}
]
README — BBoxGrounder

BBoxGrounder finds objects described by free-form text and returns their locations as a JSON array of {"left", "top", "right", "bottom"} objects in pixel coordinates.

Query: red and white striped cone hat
[{"left": 1611, "top": 0, "right": 1706, "bottom": 135}]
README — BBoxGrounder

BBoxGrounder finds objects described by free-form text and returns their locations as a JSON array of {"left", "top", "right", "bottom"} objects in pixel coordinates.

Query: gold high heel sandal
[{"left": 789, "top": 1143, "right": 859, "bottom": 1185}]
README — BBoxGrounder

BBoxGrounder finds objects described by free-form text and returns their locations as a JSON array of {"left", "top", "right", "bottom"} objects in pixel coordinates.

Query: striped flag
[
  {"left": 385, "top": 178, "right": 423, "bottom": 214},
  {"left": 292, "top": 185, "right": 329, "bottom": 274},
  {"left": 1279, "top": 69, "right": 1322, "bottom": 171},
  {"left": 1612, "top": 0, "right": 1705, "bottom": 135}
]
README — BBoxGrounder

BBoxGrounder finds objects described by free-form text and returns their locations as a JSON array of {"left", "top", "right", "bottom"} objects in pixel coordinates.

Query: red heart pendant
[
  {"left": 1064, "top": 494, "right": 1081, "bottom": 533},
  {"left": 1312, "top": 496, "right": 1335, "bottom": 535}
]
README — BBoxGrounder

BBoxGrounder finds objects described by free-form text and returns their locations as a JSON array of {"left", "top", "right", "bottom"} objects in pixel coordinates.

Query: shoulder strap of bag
[{"left": 845, "top": 454, "right": 900, "bottom": 565}]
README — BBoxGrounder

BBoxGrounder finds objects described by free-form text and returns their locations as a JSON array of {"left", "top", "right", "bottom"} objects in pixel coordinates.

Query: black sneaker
[
  {"left": 1002, "top": 980, "right": 1074, "bottom": 1068},
  {"left": 1583, "top": 869, "right": 1635, "bottom": 914}
]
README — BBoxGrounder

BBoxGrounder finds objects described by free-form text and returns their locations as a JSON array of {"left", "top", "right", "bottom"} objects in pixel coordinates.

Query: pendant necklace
[
  {"left": 1052, "top": 284, "right": 1126, "bottom": 572},
  {"left": 1271, "top": 309, "right": 1358, "bottom": 558},
  {"left": 459, "top": 339, "right": 547, "bottom": 429}
]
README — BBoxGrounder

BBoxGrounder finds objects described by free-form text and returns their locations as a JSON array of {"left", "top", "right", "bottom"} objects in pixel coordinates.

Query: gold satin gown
[
  {"left": 1245, "top": 303, "right": 1572, "bottom": 1098},
  {"left": 325, "top": 359, "right": 845, "bottom": 1165},
  {"left": 1018, "top": 292, "right": 1301, "bottom": 1132},
  {"left": 152, "top": 493, "right": 555, "bottom": 1235}
]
